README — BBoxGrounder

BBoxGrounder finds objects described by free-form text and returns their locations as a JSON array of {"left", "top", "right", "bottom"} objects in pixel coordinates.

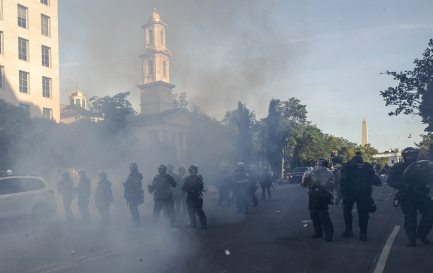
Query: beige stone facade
[
  {"left": 130, "top": 9, "right": 190, "bottom": 164},
  {"left": 0, "top": 0, "right": 60, "bottom": 121}
]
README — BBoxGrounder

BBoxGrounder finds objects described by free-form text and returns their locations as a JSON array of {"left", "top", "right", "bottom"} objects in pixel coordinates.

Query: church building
[{"left": 128, "top": 9, "right": 190, "bottom": 164}]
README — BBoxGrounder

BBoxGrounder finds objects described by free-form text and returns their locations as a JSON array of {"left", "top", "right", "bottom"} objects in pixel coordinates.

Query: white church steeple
[
  {"left": 138, "top": 8, "right": 176, "bottom": 115},
  {"left": 142, "top": 8, "right": 171, "bottom": 84}
]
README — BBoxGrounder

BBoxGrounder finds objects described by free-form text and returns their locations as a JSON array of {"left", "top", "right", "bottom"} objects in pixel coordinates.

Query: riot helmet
[
  {"left": 129, "top": 163, "right": 138, "bottom": 172},
  {"left": 403, "top": 160, "right": 433, "bottom": 187},
  {"left": 189, "top": 165, "right": 198, "bottom": 174},
  {"left": 158, "top": 164, "right": 167, "bottom": 175},
  {"left": 402, "top": 147, "right": 419, "bottom": 164}
]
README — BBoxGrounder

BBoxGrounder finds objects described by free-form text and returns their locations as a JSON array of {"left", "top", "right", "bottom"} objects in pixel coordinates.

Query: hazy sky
[{"left": 58, "top": 0, "right": 433, "bottom": 151}]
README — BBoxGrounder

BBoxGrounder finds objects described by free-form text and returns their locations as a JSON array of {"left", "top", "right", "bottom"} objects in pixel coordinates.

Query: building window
[
  {"left": 41, "top": 45, "right": 51, "bottom": 67},
  {"left": 42, "top": 108, "right": 52, "bottom": 119},
  {"left": 162, "top": 61, "right": 167, "bottom": 79},
  {"left": 148, "top": 60, "right": 154, "bottom": 75},
  {"left": 18, "top": 38, "right": 28, "bottom": 61},
  {"left": 17, "top": 5, "right": 28, "bottom": 29},
  {"left": 41, "top": 14, "right": 50, "bottom": 37},
  {"left": 41, "top": 0, "right": 49, "bottom": 6},
  {"left": 42, "top": 76, "right": 51, "bottom": 98},
  {"left": 160, "top": 30, "right": 164, "bottom": 46},
  {"left": 148, "top": 30, "right": 154, "bottom": 46},
  {"left": 19, "top": 104, "right": 30, "bottom": 114},
  {"left": 19, "top": 71, "right": 29, "bottom": 93},
  {"left": 0, "top": 66, "right": 4, "bottom": 89}
]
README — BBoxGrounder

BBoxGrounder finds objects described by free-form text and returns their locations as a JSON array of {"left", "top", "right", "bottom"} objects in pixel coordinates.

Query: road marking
[{"left": 372, "top": 225, "right": 400, "bottom": 273}]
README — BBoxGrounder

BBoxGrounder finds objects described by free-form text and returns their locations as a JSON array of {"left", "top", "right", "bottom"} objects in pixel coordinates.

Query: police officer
[
  {"left": 183, "top": 165, "right": 208, "bottom": 229},
  {"left": 148, "top": 165, "right": 176, "bottom": 227},
  {"left": 248, "top": 165, "right": 259, "bottom": 207},
  {"left": 260, "top": 168, "right": 273, "bottom": 200},
  {"left": 95, "top": 172, "right": 113, "bottom": 224},
  {"left": 302, "top": 159, "right": 335, "bottom": 241},
  {"left": 217, "top": 165, "right": 232, "bottom": 207},
  {"left": 398, "top": 157, "right": 433, "bottom": 246},
  {"left": 341, "top": 151, "right": 381, "bottom": 241},
  {"left": 76, "top": 170, "right": 91, "bottom": 222},
  {"left": 123, "top": 163, "right": 144, "bottom": 226},
  {"left": 232, "top": 162, "right": 250, "bottom": 214},
  {"left": 58, "top": 171, "right": 75, "bottom": 222}
]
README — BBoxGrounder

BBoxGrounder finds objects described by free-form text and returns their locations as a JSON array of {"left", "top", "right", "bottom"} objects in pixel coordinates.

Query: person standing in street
[
  {"left": 302, "top": 159, "right": 335, "bottom": 242},
  {"left": 183, "top": 165, "right": 207, "bottom": 230},
  {"left": 341, "top": 151, "right": 381, "bottom": 241},
  {"left": 260, "top": 167, "right": 273, "bottom": 200},
  {"left": 95, "top": 172, "right": 113, "bottom": 225},
  {"left": 58, "top": 171, "right": 75, "bottom": 222},
  {"left": 388, "top": 148, "right": 433, "bottom": 246},
  {"left": 76, "top": 170, "right": 91, "bottom": 222},
  {"left": 124, "top": 163, "right": 144, "bottom": 226},
  {"left": 148, "top": 165, "right": 177, "bottom": 227}
]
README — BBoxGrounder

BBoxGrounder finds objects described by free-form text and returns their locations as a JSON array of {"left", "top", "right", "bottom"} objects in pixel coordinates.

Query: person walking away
[
  {"left": 148, "top": 165, "right": 177, "bottom": 227},
  {"left": 76, "top": 170, "right": 91, "bottom": 222},
  {"left": 123, "top": 163, "right": 144, "bottom": 226},
  {"left": 260, "top": 168, "right": 273, "bottom": 199},
  {"left": 95, "top": 172, "right": 113, "bottom": 225},
  {"left": 341, "top": 151, "right": 381, "bottom": 241},
  {"left": 183, "top": 165, "right": 207, "bottom": 229},
  {"left": 58, "top": 171, "right": 75, "bottom": 222},
  {"left": 302, "top": 159, "right": 335, "bottom": 241}
]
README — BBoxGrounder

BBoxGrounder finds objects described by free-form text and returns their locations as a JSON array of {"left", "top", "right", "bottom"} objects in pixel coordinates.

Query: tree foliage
[
  {"left": 88, "top": 92, "right": 135, "bottom": 133},
  {"left": 381, "top": 39, "right": 433, "bottom": 132}
]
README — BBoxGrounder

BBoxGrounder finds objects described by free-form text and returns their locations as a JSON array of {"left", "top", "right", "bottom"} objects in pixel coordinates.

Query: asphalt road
[{"left": 0, "top": 183, "right": 431, "bottom": 273}]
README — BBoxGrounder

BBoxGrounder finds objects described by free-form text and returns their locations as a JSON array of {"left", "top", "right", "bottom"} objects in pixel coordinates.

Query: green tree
[
  {"left": 224, "top": 102, "right": 256, "bottom": 163},
  {"left": 0, "top": 100, "right": 31, "bottom": 169},
  {"left": 88, "top": 92, "right": 135, "bottom": 133},
  {"left": 381, "top": 39, "right": 433, "bottom": 132}
]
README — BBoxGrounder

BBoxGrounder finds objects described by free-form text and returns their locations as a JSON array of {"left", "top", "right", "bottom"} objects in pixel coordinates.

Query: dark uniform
[
  {"left": 124, "top": 163, "right": 144, "bottom": 226},
  {"left": 76, "top": 170, "right": 91, "bottom": 222},
  {"left": 399, "top": 160, "right": 433, "bottom": 246},
  {"left": 232, "top": 163, "right": 250, "bottom": 214},
  {"left": 302, "top": 161, "right": 334, "bottom": 241},
  {"left": 95, "top": 172, "right": 113, "bottom": 224},
  {"left": 58, "top": 172, "right": 75, "bottom": 222},
  {"left": 183, "top": 165, "right": 207, "bottom": 229},
  {"left": 149, "top": 165, "right": 176, "bottom": 227},
  {"left": 341, "top": 155, "right": 381, "bottom": 241},
  {"left": 260, "top": 169, "right": 273, "bottom": 200},
  {"left": 217, "top": 169, "right": 232, "bottom": 207}
]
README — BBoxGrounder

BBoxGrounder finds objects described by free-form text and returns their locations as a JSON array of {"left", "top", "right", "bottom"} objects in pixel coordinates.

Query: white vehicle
[{"left": 0, "top": 176, "right": 56, "bottom": 220}]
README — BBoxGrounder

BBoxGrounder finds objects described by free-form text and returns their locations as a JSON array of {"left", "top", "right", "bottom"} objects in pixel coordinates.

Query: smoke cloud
[{"left": 59, "top": 0, "right": 308, "bottom": 118}]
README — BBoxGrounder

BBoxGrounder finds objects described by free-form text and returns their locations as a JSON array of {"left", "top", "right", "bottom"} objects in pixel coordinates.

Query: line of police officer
[
  {"left": 302, "top": 148, "right": 433, "bottom": 246},
  {"left": 123, "top": 163, "right": 208, "bottom": 229}
]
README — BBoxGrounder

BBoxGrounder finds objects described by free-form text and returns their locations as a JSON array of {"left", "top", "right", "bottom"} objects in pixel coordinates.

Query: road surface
[{"left": 0, "top": 183, "right": 431, "bottom": 273}]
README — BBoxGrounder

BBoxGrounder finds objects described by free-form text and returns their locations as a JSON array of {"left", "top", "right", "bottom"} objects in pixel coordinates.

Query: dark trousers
[
  {"left": 310, "top": 207, "right": 334, "bottom": 239},
  {"left": 343, "top": 195, "right": 370, "bottom": 235},
  {"left": 63, "top": 198, "right": 74, "bottom": 222},
  {"left": 261, "top": 185, "right": 271, "bottom": 199},
  {"left": 97, "top": 205, "right": 110, "bottom": 224},
  {"left": 128, "top": 203, "right": 140, "bottom": 226},
  {"left": 218, "top": 188, "right": 231, "bottom": 206},
  {"left": 153, "top": 199, "right": 175, "bottom": 227},
  {"left": 78, "top": 200, "right": 90, "bottom": 222},
  {"left": 400, "top": 197, "right": 433, "bottom": 242},
  {"left": 234, "top": 189, "right": 249, "bottom": 213},
  {"left": 187, "top": 199, "right": 207, "bottom": 228}
]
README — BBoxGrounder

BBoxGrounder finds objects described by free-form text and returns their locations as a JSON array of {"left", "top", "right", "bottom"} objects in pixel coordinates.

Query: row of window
[
  {"left": 18, "top": 104, "right": 52, "bottom": 119},
  {"left": 0, "top": 66, "right": 52, "bottom": 99},
  {"left": 147, "top": 60, "right": 167, "bottom": 78},
  {"left": 13, "top": 35, "right": 52, "bottom": 68},
  {"left": 17, "top": 5, "right": 51, "bottom": 37},
  {"left": 147, "top": 29, "right": 165, "bottom": 47}
]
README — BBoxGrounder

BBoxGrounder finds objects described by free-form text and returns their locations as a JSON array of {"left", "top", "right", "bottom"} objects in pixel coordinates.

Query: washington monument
[{"left": 361, "top": 117, "right": 368, "bottom": 146}]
